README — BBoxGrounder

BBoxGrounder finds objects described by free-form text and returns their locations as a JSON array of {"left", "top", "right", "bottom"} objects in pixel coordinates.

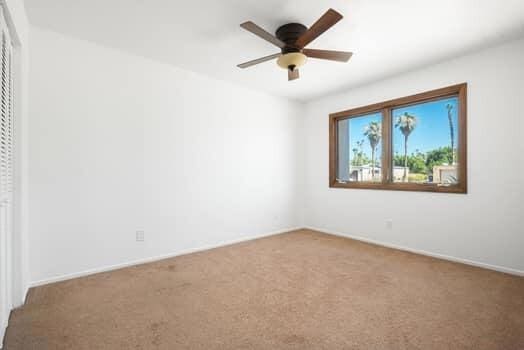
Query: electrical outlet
[
  {"left": 386, "top": 220, "right": 393, "bottom": 230},
  {"left": 136, "top": 230, "right": 145, "bottom": 242}
]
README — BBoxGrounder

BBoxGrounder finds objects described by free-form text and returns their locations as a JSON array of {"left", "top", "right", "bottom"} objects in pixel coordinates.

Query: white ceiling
[{"left": 25, "top": 0, "right": 524, "bottom": 102}]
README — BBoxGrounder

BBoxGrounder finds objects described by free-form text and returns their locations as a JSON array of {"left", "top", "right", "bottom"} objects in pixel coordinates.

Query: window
[
  {"left": 336, "top": 112, "right": 383, "bottom": 183},
  {"left": 329, "top": 84, "right": 467, "bottom": 193}
]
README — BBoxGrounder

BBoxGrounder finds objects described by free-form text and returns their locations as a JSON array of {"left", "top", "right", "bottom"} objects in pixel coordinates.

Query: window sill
[{"left": 329, "top": 181, "right": 467, "bottom": 194}]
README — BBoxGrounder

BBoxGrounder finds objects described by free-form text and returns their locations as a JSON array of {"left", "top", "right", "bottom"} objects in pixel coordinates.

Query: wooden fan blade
[
  {"left": 288, "top": 69, "right": 299, "bottom": 81},
  {"left": 295, "top": 9, "right": 343, "bottom": 48},
  {"left": 237, "top": 53, "right": 281, "bottom": 69},
  {"left": 240, "top": 21, "right": 285, "bottom": 48},
  {"left": 303, "top": 49, "right": 353, "bottom": 62}
]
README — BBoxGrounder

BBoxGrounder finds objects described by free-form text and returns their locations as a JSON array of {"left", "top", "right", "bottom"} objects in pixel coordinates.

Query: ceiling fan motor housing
[{"left": 276, "top": 23, "right": 307, "bottom": 53}]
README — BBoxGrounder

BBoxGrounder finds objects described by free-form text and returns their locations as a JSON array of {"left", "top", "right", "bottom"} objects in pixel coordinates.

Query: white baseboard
[
  {"left": 28, "top": 225, "right": 524, "bottom": 289},
  {"left": 1, "top": 284, "right": 29, "bottom": 349},
  {"left": 30, "top": 227, "right": 302, "bottom": 288},
  {"left": 20, "top": 284, "right": 28, "bottom": 306},
  {"left": 305, "top": 226, "right": 524, "bottom": 277},
  {"left": 1, "top": 317, "right": 6, "bottom": 350}
]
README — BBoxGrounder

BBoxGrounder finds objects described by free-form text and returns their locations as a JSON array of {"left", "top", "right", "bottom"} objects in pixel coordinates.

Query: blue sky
[{"left": 348, "top": 97, "right": 458, "bottom": 159}]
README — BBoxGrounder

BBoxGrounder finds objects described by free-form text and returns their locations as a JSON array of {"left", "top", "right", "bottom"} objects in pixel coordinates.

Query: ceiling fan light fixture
[
  {"left": 237, "top": 9, "right": 351, "bottom": 81},
  {"left": 277, "top": 52, "right": 307, "bottom": 70}
]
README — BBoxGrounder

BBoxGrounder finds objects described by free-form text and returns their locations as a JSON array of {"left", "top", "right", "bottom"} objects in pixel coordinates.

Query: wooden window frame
[{"left": 329, "top": 83, "right": 467, "bottom": 193}]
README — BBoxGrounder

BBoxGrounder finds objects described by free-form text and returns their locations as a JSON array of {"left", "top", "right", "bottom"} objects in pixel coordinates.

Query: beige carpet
[{"left": 4, "top": 229, "right": 524, "bottom": 349}]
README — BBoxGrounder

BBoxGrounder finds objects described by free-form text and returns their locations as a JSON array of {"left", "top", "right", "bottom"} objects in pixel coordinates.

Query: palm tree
[
  {"left": 356, "top": 139, "right": 364, "bottom": 152},
  {"left": 446, "top": 104, "right": 455, "bottom": 164},
  {"left": 351, "top": 140, "right": 365, "bottom": 166},
  {"left": 395, "top": 112, "right": 417, "bottom": 181},
  {"left": 364, "top": 121, "right": 381, "bottom": 181},
  {"left": 351, "top": 147, "right": 358, "bottom": 165}
]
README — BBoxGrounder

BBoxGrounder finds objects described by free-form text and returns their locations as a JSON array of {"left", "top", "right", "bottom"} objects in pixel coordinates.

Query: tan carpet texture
[{"left": 4, "top": 230, "right": 524, "bottom": 349}]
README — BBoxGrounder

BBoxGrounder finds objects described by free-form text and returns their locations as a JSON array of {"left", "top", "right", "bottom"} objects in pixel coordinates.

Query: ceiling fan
[{"left": 237, "top": 8, "right": 352, "bottom": 81}]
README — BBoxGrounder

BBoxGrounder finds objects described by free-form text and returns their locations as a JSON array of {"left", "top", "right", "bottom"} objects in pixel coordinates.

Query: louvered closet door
[{"left": 0, "top": 6, "right": 13, "bottom": 333}]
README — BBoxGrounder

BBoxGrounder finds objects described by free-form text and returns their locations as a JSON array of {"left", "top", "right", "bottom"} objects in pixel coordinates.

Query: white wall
[
  {"left": 303, "top": 38, "right": 524, "bottom": 274},
  {"left": 28, "top": 27, "right": 302, "bottom": 284}
]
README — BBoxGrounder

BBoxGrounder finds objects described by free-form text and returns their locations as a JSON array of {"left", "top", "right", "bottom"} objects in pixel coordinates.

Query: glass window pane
[
  {"left": 337, "top": 113, "right": 383, "bottom": 182},
  {"left": 392, "top": 96, "right": 459, "bottom": 184}
]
